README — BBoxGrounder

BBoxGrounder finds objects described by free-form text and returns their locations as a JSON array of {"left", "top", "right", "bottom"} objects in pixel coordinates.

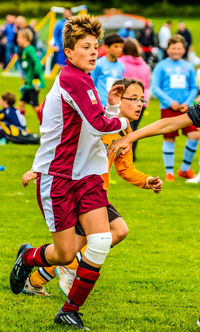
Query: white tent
[{"left": 98, "top": 13, "right": 148, "bottom": 30}]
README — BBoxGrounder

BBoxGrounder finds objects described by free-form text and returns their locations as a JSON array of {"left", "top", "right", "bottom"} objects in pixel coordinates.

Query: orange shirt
[{"left": 101, "top": 131, "right": 151, "bottom": 191}]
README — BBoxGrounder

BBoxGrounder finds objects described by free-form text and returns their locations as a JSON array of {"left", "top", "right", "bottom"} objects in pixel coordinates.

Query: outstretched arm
[{"left": 107, "top": 113, "right": 192, "bottom": 157}]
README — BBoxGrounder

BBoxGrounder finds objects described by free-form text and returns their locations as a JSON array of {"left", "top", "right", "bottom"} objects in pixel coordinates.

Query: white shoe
[
  {"left": 22, "top": 277, "right": 50, "bottom": 296},
  {"left": 186, "top": 172, "right": 200, "bottom": 183},
  {"left": 56, "top": 266, "right": 76, "bottom": 297}
]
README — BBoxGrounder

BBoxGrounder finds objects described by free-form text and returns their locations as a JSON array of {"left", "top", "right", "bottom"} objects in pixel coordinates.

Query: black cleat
[
  {"left": 10, "top": 243, "right": 33, "bottom": 294},
  {"left": 55, "top": 309, "right": 89, "bottom": 330},
  {"left": 197, "top": 318, "right": 200, "bottom": 327}
]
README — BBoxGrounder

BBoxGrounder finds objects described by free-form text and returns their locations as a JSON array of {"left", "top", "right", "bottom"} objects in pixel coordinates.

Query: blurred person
[
  {"left": 177, "top": 21, "right": 192, "bottom": 59},
  {"left": 92, "top": 34, "right": 124, "bottom": 106},
  {"left": 158, "top": 21, "right": 172, "bottom": 60},
  {"left": 118, "top": 20, "right": 135, "bottom": 39},
  {"left": 119, "top": 38, "right": 150, "bottom": 160},
  {"left": 137, "top": 20, "right": 156, "bottom": 64},
  {"left": 0, "top": 92, "right": 39, "bottom": 145},
  {"left": 0, "top": 25, "right": 6, "bottom": 68},
  {"left": 4, "top": 14, "right": 16, "bottom": 67},
  {"left": 17, "top": 28, "right": 45, "bottom": 119},
  {"left": 0, "top": 92, "right": 26, "bottom": 132},
  {"left": 151, "top": 34, "right": 198, "bottom": 182},
  {"left": 52, "top": 8, "right": 72, "bottom": 67}
]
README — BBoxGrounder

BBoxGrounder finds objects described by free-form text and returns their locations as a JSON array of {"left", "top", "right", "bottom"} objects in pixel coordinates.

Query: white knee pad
[{"left": 84, "top": 232, "right": 112, "bottom": 265}]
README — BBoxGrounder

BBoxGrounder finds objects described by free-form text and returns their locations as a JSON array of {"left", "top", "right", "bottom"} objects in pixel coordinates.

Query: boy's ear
[{"left": 64, "top": 48, "right": 72, "bottom": 59}]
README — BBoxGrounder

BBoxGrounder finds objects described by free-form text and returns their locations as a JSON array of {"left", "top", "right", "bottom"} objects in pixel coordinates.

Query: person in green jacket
[{"left": 17, "top": 28, "right": 45, "bottom": 119}]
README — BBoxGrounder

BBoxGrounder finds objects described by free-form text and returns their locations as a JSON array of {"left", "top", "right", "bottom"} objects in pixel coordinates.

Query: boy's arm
[
  {"left": 114, "top": 151, "right": 163, "bottom": 193},
  {"left": 107, "top": 113, "right": 193, "bottom": 157},
  {"left": 183, "top": 67, "right": 198, "bottom": 107},
  {"left": 60, "top": 77, "right": 129, "bottom": 136},
  {"left": 151, "top": 64, "right": 174, "bottom": 108}
]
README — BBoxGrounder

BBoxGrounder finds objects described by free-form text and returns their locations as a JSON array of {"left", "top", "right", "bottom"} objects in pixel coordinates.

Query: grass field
[{"left": 0, "top": 74, "right": 200, "bottom": 332}]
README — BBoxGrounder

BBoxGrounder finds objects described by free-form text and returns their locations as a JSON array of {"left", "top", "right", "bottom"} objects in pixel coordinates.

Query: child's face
[
  {"left": 17, "top": 34, "right": 26, "bottom": 47},
  {"left": 64, "top": 35, "right": 98, "bottom": 73},
  {"left": 167, "top": 42, "right": 185, "bottom": 60},
  {"left": 120, "top": 84, "right": 144, "bottom": 121},
  {"left": 0, "top": 98, "right": 7, "bottom": 108},
  {"left": 106, "top": 43, "right": 123, "bottom": 59}
]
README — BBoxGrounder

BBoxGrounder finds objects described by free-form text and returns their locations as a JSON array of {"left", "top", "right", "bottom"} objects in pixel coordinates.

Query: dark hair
[
  {"left": 123, "top": 38, "right": 140, "bottom": 57},
  {"left": 104, "top": 34, "right": 124, "bottom": 47},
  {"left": 112, "top": 78, "right": 144, "bottom": 94},
  {"left": 1, "top": 92, "right": 16, "bottom": 106},
  {"left": 167, "top": 34, "right": 186, "bottom": 49}
]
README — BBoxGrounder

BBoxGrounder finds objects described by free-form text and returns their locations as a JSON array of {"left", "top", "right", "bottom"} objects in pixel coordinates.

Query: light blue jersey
[
  {"left": 91, "top": 56, "right": 125, "bottom": 107},
  {"left": 151, "top": 57, "right": 198, "bottom": 109}
]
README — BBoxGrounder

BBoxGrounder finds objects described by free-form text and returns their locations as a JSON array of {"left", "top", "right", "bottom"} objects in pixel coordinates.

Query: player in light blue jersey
[
  {"left": 151, "top": 34, "right": 199, "bottom": 182},
  {"left": 91, "top": 34, "right": 125, "bottom": 106}
]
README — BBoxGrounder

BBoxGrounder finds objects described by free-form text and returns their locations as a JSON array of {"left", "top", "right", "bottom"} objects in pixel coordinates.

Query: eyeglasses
[{"left": 121, "top": 97, "right": 146, "bottom": 105}]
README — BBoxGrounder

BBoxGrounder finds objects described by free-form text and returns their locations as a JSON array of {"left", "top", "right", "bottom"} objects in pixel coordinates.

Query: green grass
[{"left": 1, "top": 75, "right": 200, "bottom": 331}]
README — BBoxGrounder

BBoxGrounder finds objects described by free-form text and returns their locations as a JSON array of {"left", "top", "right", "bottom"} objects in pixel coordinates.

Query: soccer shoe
[
  {"left": 197, "top": 318, "right": 200, "bottom": 327},
  {"left": 10, "top": 243, "right": 33, "bottom": 294},
  {"left": 186, "top": 172, "right": 200, "bottom": 183},
  {"left": 55, "top": 309, "right": 89, "bottom": 329},
  {"left": 22, "top": 277, "right": 50, "bottom": 296},
  {"left": 178, "top": 168, "right": 195, "bottom": 179},
  {"left": 165, "top": 173, "right": 175, "bottom": 182},
  {"left": 56, "top": 266, "right": 76, "bottom": 297}
]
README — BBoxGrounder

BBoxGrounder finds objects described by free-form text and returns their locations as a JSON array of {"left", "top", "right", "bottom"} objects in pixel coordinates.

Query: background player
[{"left": 151, "top": 34, "right": 198, "bottom": 181}]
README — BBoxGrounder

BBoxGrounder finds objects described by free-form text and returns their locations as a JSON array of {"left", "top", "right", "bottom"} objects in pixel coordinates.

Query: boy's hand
[
  {"left": 22, "top": 170, "right": 37, "bottom": 187},
  {"left": 179, "top": 103, "right": 188, "bottom": 113},
  {"left": 147, "top": 176, "right": 163, "bottom": 194},
  {"left": 107, "top": 135, "right": 131, "bottom": 158},
  {"left": 107, "top": 85, "right": 125, "bottom": 106},
  {"left": 170, "top": 101, "right": 180, "bottom": 111}
]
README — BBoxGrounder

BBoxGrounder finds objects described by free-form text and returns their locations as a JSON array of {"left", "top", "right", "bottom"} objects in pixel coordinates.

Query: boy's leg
[
  {"left": 162, "top": 138, "right": 175, "bottom": 180},
  {"left": 55, "top": 207, "right": 112, "bottom": 327},
  {"left": 57, "top": 212, "right": 128, "bottom": 297},
  {"left": 179, "top": 130, "right": 199, "bottom": 178},
  {"left": 10, "top": 227, "right": 77, "bottom": 295}
]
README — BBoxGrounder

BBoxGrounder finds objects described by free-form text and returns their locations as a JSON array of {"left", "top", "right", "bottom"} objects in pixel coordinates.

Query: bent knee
[
  {"left": 113, "top": 225, "right": 129, "bottom": 244},
  {"left": 56, "top": 251, "right": 76, "bottom": 266},
  {"left": 188, "top": 131, "right": 199, "bottom": 140}
]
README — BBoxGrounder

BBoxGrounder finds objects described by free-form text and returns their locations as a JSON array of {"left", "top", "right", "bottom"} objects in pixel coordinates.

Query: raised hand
[{"left": 107, "top": 85, "right": 125, "bottom": 106}]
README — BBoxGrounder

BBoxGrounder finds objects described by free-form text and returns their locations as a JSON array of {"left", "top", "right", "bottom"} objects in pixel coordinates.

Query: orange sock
[{"left": 30, "top": 266, "right": 56, "bottom": 288}]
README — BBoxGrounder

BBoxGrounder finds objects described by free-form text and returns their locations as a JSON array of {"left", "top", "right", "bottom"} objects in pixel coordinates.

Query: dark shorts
[
  {"left": 161, "top": 108, "right": 198, "bottom": 138},
  {"left": 36, "top": 173, "right": 110, "bottom": 233},
  {"left": 75, "top": 204, "right": 121, "bottom": 236},
  {"left": 21, "top": 89, "right": 39, "bottom": 106}
]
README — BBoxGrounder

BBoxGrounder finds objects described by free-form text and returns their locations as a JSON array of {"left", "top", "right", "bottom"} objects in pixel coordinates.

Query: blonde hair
[
  {"left": 18, "top": 28, "right": 33, "bottom": 43},
  {"left": 63, "top": 15, "right": 103, "bottom": 51}
]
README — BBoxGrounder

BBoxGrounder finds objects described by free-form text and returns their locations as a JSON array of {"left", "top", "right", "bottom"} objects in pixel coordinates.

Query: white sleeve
[{"left": 104, "top": 103, "right": 121, "bottom": 119}]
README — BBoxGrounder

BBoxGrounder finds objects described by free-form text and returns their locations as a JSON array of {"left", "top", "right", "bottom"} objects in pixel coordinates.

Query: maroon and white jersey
[{"left": 32, "top": 61, "right": 127, "bottom": 180}]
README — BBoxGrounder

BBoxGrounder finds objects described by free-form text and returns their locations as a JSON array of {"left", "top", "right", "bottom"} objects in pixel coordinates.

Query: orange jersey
[{"left": 101, "top": 131, "right": 151, "bottom": 191}]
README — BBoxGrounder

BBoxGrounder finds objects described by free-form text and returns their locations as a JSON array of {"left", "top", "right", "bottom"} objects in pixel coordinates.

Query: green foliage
[
  {"left": 2, "top": 1, "right": 200, "bottom": 17},
  {"left": 0, "top": 75, "right": 200, "bottom": 331}
]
